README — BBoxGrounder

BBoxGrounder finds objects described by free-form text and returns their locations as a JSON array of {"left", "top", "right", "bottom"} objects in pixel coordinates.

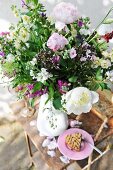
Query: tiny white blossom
[
  {"left": 22, "top": 15, "right": 31, "bottom": 24},
  {"left": 19, "top": 27, "right": 30, "bottom": 42},
  {"left": 30, "top": 70, "right": 35, "bottom": 77},
  {"left": 47, "top": 139, "right": 58, "bottom": 150},
  {"left": 30, "top": 58, "right": 37, "bottom": 66},
  {"left": 47, "top": 150, "right": 56, "bottom": 157},
  {"left": 106, "top": 70, "right": 113, "bottom": 82},
  {"left": 6, "top": 54, "right": 14, "bottom": 62},
  {"left": 80, "top": 28, "right": 90, "bottom": 35},
  {"left": 100, "top": 59, "right": 111, "bottom": 69},
  {"left": 42, "top": 138, "right": 51, "bottom": 147},
  {"left": 14, "top": 40, "right": 21, "bottom": 49},
  {"left": 93, "top": 57, "right": 101, "bottom": 68},
  {"left": 37, "top": 68, "right": 53, "bottom": 83},
  {"left": 60, "top": 156, "right": 70, "bottom": 164}
]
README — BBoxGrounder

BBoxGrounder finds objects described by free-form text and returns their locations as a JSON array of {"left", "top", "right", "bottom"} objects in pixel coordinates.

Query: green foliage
[
  {"left": 0, "top": 1, "right": 112, "bottom": 110},
  {"left": 53, "top": 96, "right": 62, "bottom": 110}
]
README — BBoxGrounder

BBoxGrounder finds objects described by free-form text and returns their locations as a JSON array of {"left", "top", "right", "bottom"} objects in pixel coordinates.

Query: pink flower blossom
[
  {"left": 0, "top": 32, "right": 10, "bottom": 36},
  {"left": 53, "top": 2, "right": 79, "bottom": 24},
  {"left": 69, "top": 48, "right": 77, "bottom": 59},
  {"left": 52, "top": 55, "right": 60, "bottom": 63},
  {"left": 47, "top": 33, "right": 68, "bottom": 51},
  {"left": 18, "top": 85, "right": 23, "bottom": 91}
]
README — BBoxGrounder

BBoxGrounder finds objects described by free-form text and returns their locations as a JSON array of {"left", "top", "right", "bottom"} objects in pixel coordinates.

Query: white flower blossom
[
  {"left": 80, "top": 28, "right": 90, "bottom": 35},
  {"left": 36, "top": 68, "right": 53, "bottom": 83},
  {"left": 22, "top": 15, "right": 31, "bottom": 25},
  {"left": 63, "top": 87, "right": 99, "bottom": 115},
  {"left": 60, "top": 156, "right": 70, "bottom": 164},
  {"left": 6, "top": 54, "right": 14, "bottom": 62},
  {"left": 30, "top": 58, "right": 37, "bottom": 66},
  {"left": 19, "top": 27, "right": 30, "bottom": 42},
  {"left": 47, "top": 150, "right": 56, "bottom": 157},
  {"left": 100, "top": 59, "right": 111, "bottom": 69},
  {"left": 106, "top": 70, "right": 113, "bottom": 82},
  {"left": 47, "top": 139, "right": 58, "bottom": 150},
  {"left": 93, "top": 57, "right": 101, "bottom": 68},
  {"left": 42, "top": 138, "right": 51, "bottom": 147},
  {"left": 14, "top": 40, "right": 21, "bottom": 49},
  {"left": 30, "top": 70, "right": 35, "bottom": 78}
]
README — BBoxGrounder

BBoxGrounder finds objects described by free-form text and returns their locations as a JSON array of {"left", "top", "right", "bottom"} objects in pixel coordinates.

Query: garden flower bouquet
[{"left": 0, "top": 0, "right": 113, "bottom": 137}]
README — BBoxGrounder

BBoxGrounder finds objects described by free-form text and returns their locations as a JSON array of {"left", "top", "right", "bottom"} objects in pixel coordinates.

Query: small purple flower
[
  {"left": 58, "top": 80, "right": 69, "bottom": 94},
  {"left": 27, "top": 84, "right": 34, "bottom": 90},
  {"left": 0, "top": 51, "right": 5, "bottom": 57},
  {"left": 52, "top": 56, "right": 60, "bottom": 63},
  {"left": 69, "top": 48, "right": 77, "bottom": 59},
  {"left": 41, "top": 13, "right": 46, "bottom": 18},
  {"left": 21, "top": 0, "right": 26, "bottom": 7},
  {"left": 28, "top": 88, "right": 47, "bottom": 98},
  {"left": 78, "top": 20, "right": 83, "bottom": 27}
]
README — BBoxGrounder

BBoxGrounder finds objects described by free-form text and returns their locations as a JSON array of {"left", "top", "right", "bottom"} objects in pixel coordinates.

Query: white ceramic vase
[{"left": 37, "top": 94, "right": 68, "bottom": 137}]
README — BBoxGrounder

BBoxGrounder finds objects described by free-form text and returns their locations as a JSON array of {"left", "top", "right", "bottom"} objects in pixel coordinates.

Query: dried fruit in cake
[{"left": 65, "top": 133, "right": 82, "bottom": 151}]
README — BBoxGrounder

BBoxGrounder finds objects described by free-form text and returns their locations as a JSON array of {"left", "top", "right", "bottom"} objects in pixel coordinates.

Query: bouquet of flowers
[{"left": 0, "top": 0, "right": 113, "bottom": 119}]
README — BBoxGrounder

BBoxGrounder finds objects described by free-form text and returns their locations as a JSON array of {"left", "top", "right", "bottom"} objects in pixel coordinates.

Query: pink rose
[
  {"left": 53, "top": 2, "right": 79, "bottom": 24},
  {"left": 47, "top": 33, "right": 68, "bottom": 51}
]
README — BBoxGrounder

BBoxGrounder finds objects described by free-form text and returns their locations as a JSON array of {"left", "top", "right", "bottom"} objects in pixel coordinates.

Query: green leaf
[
  {"left": 91, "top": 82, "right": 100, "bottom": 91},
  {"left": 29, "top": 98, "right": 35, "bottom": 107},
  {"left": 96, "top": 68, "right": 102, "bottom": 81},
  {"left": 68, "top": 76, "right": 77, "bottom": 83},
  {"left": 103, "top": 18, "right": 113, "bottom": 24},
  {"left": 49, "top": 85, "right": 54, "bottom": 98},
  {"left": 0, "top": 136, "right": 5, "bottom": 143},
  {"left": 53, "top": 97, "right": 62, "bottom": 110},
  {"left": 99, "top": 83, "right": 108, "bottom": 90},
  {"left": 33, "top": 82, "right": 42, "bottom": 92}
]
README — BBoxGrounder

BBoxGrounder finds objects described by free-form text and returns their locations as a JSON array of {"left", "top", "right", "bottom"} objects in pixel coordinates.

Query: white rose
[{"left": 64, "top": 87, "right": 99, "bottom": 115}]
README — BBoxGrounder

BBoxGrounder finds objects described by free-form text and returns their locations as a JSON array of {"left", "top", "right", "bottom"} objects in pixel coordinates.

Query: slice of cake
[{"left": 65, "top": 133, "right": 82, "bottom": 151}]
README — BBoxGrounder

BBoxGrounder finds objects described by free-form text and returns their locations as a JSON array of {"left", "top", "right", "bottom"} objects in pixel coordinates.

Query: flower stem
[{"left": 87, "top": 7, "right": 113, "bottom": 43}]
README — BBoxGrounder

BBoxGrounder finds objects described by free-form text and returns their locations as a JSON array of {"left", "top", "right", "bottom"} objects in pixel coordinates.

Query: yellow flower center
[{"left": 71, "top": 92, "right": 90, "bottom": 106}]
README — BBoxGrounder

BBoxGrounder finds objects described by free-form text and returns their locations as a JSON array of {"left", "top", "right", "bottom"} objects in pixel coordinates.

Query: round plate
[{"left": 57, "top": 128, "right": 94, "bottom": 160}]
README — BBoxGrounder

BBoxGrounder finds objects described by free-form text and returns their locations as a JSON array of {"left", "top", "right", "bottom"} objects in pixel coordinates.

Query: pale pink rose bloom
[
  {"left": 69, "top": 48, "right": 77, "bottom": 58},
  {"left": 53, "top": 2, "right": 79, "bottom": 24},
  {"left": 47, "top": 33, "right": 68, "bottom": 51}
]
